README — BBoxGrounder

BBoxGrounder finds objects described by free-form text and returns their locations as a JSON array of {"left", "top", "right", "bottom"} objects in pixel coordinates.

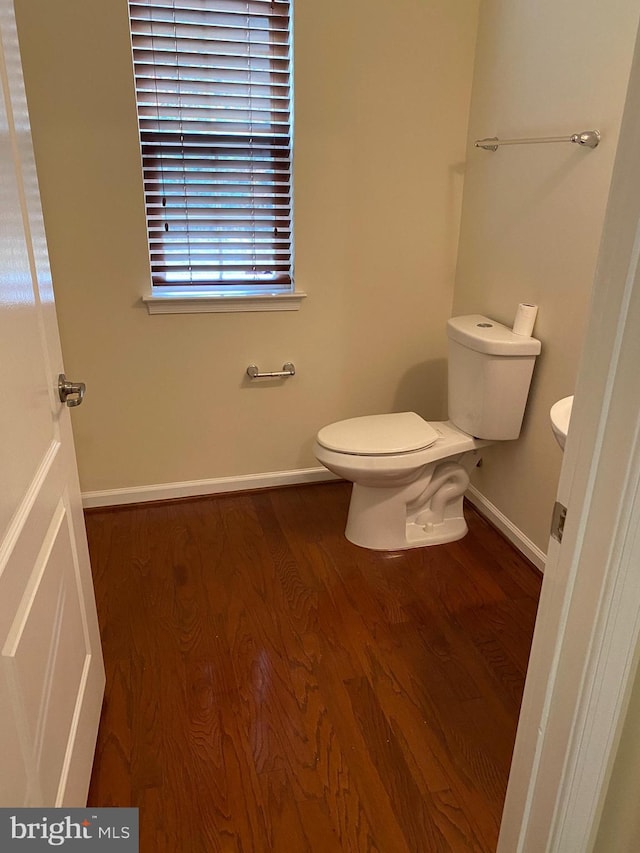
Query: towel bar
[{"left": 475, "top": 129, "right": 600, "bottom": 151}]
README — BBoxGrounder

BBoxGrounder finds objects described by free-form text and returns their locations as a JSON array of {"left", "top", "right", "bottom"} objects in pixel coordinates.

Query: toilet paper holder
[{"left": 246, "top": 362, "right": 296, "bottom": 379}]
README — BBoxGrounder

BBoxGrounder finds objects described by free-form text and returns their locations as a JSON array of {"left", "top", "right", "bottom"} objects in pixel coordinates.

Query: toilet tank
[{"left": 447, "top": 315, "right": 541, "bottom": 440}]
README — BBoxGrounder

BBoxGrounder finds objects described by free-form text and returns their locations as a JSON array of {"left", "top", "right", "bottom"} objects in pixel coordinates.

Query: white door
[{"left": 0, "top": 1, "right": 104, "bottom": 807}]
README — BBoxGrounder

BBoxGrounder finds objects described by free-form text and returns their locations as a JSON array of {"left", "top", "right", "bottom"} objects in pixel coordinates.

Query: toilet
[{"left": 314, "top": 315, "right": 541, "bottom": 550}]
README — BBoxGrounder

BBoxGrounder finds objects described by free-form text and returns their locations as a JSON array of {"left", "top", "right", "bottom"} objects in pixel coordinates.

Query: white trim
[
  {"left": 466, "top": 484, "right": 546, "bottom": 572},
  {"left": 142, "top": 291, "right": 307, "bottom": 314},
  {"left": 81, "top": 466, "right": 339, "bottom": 508},
  {"left": 553, "top": 459, "right": 640, "bottom": 850}
]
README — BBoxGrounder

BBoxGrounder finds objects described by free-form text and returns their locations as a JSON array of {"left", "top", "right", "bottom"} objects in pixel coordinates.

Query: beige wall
[
  {"left": 15, "top": 0, "right": 479, "bottom": 493},
  {"left": 452, "top": 0, "right": 639, "bottom": 552}
]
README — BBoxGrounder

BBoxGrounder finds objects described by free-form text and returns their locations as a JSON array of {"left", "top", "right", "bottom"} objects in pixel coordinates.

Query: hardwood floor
[{"left": 85, "top": 482, "right": 541, "bottom": 852}]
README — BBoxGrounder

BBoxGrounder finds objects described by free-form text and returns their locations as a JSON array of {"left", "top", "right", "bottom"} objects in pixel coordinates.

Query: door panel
[
  {"left": 4, "top": 503, "right": 88, "bottom": 805},
  {"left": 0, "top": 90, "right": 54, "bottom": 542},
  {"left": 0, "top": 668, "right": 28, "bottom": 805}
]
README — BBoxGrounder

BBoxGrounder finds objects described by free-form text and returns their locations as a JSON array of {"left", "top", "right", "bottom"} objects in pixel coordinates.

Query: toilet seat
[{"left": 316, "top": 412, "right": 439, "bottom": 456}]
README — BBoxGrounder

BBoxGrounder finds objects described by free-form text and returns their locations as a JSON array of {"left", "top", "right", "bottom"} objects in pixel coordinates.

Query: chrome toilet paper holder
[{"left": 246, "top": 362, "right": 296, "bottom": 379}]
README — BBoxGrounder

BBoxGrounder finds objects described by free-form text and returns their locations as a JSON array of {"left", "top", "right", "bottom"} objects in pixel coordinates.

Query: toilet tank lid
[
  {"left": 317, "top": 412, "right": 439, "bottom": 455},
  {"left": 447, "top": 315, "right": 541, "bottom": 356}
]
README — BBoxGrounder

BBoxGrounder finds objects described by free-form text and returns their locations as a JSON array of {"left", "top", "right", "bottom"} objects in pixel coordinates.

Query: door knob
[{"left": 58, "top": 373, "right": 86, "bottom": 407}]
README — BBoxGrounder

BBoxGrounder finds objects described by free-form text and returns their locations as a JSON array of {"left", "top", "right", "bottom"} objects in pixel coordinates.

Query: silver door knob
[{"left": 58, "top": 373, "right": 86, "bottom": 407}]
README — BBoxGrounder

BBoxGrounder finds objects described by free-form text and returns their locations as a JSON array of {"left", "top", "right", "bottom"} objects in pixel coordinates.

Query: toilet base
[
  {"left": 346, "top": 512, "right": 468, "bottom": 551},
  {"left": 344, "top": 458, "right": 472, "bottom": 551}
]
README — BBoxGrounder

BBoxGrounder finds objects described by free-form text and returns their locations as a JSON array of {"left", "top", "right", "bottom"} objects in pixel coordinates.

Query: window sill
[{"left": 142, "top": 291, "right": 307, "bottom": 315}]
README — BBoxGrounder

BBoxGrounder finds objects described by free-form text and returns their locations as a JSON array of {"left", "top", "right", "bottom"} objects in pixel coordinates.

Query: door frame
[{"left": 498, "top": 22, "right": 640, "bottom": 853}]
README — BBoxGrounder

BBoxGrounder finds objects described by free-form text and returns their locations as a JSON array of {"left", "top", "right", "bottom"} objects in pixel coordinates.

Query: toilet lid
[{"left": 317, "top": 412, "right": 439, "bottom": 455}]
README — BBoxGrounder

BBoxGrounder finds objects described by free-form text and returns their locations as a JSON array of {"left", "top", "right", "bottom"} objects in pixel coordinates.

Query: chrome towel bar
[
  {"left": 246, "top": 362, "right": 296, "bottom": 379},
  {"left": 475, "top": 129, "right": 600, "bottom": 151}
]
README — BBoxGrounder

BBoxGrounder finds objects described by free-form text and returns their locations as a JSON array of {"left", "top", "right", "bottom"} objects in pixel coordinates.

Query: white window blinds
[{"left": 129, "top": 0, "right": 293, "bottom": 293}]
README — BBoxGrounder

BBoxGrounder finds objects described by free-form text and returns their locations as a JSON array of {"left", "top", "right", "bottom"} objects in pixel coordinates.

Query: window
[{"left": 129, "top": 0, "right": 301, "bottom": 313}]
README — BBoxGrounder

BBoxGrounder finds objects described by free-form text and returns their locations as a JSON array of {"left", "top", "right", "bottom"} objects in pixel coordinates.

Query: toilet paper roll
[{"left": 512, "top": 303, "right": 538, "bottom": 337}]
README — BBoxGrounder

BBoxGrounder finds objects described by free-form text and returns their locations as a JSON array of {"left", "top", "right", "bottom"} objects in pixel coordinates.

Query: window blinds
[{"left": 129, "top": 0, "right": 293, "bottom": 291}]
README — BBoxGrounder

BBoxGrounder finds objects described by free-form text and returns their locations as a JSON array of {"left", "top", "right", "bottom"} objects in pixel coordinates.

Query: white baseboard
[
  {"left": 82, "top": 472, "right": 546, "bottom": 572},
  {"left": 82, "top": 467, "right": 340, "bottom": 509},
  {"left": 466, "top": 485, "right": 547, "bottom": 572}
]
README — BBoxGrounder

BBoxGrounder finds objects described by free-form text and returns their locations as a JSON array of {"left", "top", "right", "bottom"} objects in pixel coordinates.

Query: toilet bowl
[
  {"left": 314, "top": 415, "right": 489, "bottom": 550},
  {"left": 314, "top": 315, "right": 541, "bottom": 551}
]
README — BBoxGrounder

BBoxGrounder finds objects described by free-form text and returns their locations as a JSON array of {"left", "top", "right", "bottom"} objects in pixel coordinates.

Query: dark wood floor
[{"left": 85, "top": 482, "right": 541, "bottom": 853}]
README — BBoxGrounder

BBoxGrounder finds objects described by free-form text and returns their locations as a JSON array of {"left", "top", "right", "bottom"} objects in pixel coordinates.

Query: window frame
[{"left": 128, "top": 0, "right": 305, "bottom": 314}]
